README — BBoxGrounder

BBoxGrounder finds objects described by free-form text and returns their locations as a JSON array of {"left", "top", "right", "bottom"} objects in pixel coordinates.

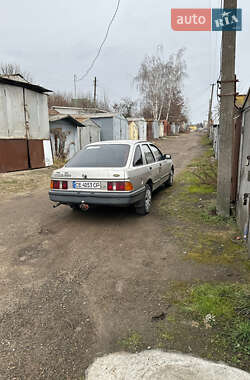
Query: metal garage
[{"left": 0, "top": 75, "right": 53, "bottom": 172}]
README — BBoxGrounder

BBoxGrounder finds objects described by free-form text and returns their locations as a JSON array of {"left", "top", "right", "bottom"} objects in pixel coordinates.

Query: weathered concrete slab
[{"left": 86, "top": 351, "right": 250, "bottom": 380}]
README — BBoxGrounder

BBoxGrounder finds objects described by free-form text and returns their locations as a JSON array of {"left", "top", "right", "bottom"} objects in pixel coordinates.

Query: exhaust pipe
[
  {"left": 53, "top": 202, "right": 61, "bottom": 208},
  {"left": 80, "top": 201, "right": 89, "bottom": 211}
]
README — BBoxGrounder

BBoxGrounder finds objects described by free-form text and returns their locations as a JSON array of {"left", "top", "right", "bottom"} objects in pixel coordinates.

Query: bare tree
[
  {"left": 48, "top": 91, "right": 111, "bottom": 111},
  {"left": 113, "top": 97, "right": 137, "bottom": 117},
  {"left": 0, "top": 63, "right": 33, "bottom": 82},
  {"left": 135, "top": 49, "right": 187, "bottom": 121}
]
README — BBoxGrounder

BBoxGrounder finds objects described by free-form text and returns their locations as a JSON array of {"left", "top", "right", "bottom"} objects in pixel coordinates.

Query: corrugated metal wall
[
  {"left": 28, "top": 140, "right": 45, "bottom": 168},
  {"left": 77, "top": 125, "right": 100, "bottom": 149},
  {"left": 137, "top": 120, "right": 147, "bottom": 140},
  {"left": 147, "top": 120, "right": 153, "bottom": 140},
  {"left": 0, "top": 84, "right": 26, "bottom": 138},
  {"left": 0, "top": 139, "right": 29, "bottom": 172},
  {"left": 25, "top": 89, "right": 50, "bottom": 139},
  {"left": 159, "top": 122, "right": 164, "bottom": 137},
  {"left": 153, "top": 121, "right": 159, "bottom": 139},
  {"left": 91, "top": 117, "right": 113, "bottom": 141},
  {"left": 120, "top": 117, "right": 129, "bottom": 139},
  {"left": 50, "top": 119, "right": 78, "bottom": 160},
  {"left": 0, "top": 83, "right": 52, "bottom": 172},
  {"left": 236, "top": 101, "right": 250, "bottom": 232},
  {"left": 231, "top": 112, "right": 242, "bottom": 203},
  {"left": 128, "top": 121, "right": 139, "bottom": 140}
]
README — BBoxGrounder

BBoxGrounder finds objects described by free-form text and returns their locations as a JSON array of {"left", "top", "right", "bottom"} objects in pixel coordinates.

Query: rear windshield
[{"left": 65, "top": 144, "right": 130, "bottom": 168}]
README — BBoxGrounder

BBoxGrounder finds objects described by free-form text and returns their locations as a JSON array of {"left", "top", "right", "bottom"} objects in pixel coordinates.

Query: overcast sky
[{"left": 1, "top": 0, "right": 249, "bottom": 123}]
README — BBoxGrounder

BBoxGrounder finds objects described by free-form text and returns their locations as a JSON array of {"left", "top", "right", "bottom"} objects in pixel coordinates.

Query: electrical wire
[{"left": 77, "top": 0, "right": 121, "bottom": 82}]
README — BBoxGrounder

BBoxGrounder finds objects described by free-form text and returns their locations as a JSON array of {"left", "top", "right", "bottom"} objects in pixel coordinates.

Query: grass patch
[
  {"left": 119, "top": 331, "right": 144, "bottom": 353},
  {"left": 188, "top": 184, "right": 215, "bottom": 194},
  {"left": 185, "top": 283, "right": 250, "bottom": 361},
  {"left": 159, "top": 145, "right": 249, "bottom": 271},
  {"left": 160, "top": 282, "right": 250, "bottom": 370}
]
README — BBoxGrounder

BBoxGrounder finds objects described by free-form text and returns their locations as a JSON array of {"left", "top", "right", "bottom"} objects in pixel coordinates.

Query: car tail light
[
  {"left": 51, "top": 180, "right": 60, "bottom": 189},
  {"left": 107, "top": 182, "right": 114, "bottom": 191},
  {"left": 107, "top": 181, "right": 133, "bottom": 191},
  {"left": 124, "top": 181, "right": 133, "bottom": 191},
  {"left": 115, "top": 182, "right": 125, "bottom": 191},
  {"left": 62, "top": 181, "right": 68, "bottom": 190}
]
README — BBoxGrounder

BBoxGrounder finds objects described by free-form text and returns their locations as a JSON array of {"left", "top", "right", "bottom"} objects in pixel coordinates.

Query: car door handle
[
  {"left": 149, "top": 166, "right": 152, "bottom": 170},
  {"left": 159, "top": 163, "right": 162, "bottom": 167}
]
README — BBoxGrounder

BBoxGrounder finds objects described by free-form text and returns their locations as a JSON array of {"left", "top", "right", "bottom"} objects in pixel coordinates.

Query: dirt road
[{"left": 0, "top": 133, "right": 211, "bottom": 379}]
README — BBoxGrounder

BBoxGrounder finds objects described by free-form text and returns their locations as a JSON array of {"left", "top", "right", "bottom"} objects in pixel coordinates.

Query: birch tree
[{"left": 135, "top": 49, "right": 186, "bottom": 121}]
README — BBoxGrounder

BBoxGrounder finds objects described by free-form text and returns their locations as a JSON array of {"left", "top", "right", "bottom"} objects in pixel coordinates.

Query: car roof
[{"left": 88, "top": 140, "right": 150, "bottom": 146}]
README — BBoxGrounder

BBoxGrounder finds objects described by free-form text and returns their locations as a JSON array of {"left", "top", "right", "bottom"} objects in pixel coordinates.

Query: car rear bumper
[{"left": 49, "top": 188, "right": 145, "bottom": 207}]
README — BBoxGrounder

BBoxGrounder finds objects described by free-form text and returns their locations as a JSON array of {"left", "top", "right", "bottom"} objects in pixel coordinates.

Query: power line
[{"left": 77, "top": 0, "right": 121, "bottom": 82}]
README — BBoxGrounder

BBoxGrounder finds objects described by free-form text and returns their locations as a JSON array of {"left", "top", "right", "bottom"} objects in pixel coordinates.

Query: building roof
[
  {"left": 49, "top": 114, "right": 85, "bottom": 127},
  {"left": 50, "top": 106, "right": 125, "bottom": 120},
  {"left": 90, "top": 140, "right": 148, "bottom": 146},
  {"left": 73, "top": 116, "right": 101, "bottom": 128},
  {"left": 85, "top": 112, "right": 124, "bottom": 119},
  {"left": 49, "top": 113, "right": 100, "bottom": 128},
  {"left": 0, "top": 75, "right": 52, "bottom": 94},
  {"left": 127, "top": 117, "right": 146, "bottom": 122},
  {"left": 51, "top": 106, "right": 108, "bottom": 114}
]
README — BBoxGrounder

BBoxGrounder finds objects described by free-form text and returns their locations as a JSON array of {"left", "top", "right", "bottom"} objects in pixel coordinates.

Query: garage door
[
  {"left": 28, "top": 140, "right": 45, "bottom": 169},
  {"left": 0, "top": 139, "right": 29, "bottom": 172}
]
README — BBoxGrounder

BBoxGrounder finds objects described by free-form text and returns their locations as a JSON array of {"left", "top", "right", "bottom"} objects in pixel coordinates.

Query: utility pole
[
  {"left": 208, "top": 83, "right": 215, "bottom": 138},
  {"left": 216, "top": 0, "right": 237, "bottom": 217},
  {"left": 73, "top": 74, "right": 77, "bottom": 99},
  {"left": 93, "top": 77, "right": 97, "bottom": 106}
]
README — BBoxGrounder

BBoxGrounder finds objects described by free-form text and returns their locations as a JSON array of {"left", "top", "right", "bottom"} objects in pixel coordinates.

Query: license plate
[{"left": 72, "top": 181, "right": 101, "bottom": 189}]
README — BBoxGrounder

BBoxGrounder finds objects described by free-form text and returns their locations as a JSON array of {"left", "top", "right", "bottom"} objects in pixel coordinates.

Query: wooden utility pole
[
  {"left": 93, "top": 77, "right": 97, "bottom": 105},
  {"left": 216, "top": 0, "right": 237, "bottom": 217},
  {"left": 73, "top": 74, "right": 77, "bottom": 99},
  {"left": 208, "top": 83, "right": 215, "bottom": 137}
]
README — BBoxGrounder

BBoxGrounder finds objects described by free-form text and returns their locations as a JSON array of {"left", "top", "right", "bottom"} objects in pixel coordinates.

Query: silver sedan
[{"left": 49, "top": 140, "right": 174, "bottom": 215}]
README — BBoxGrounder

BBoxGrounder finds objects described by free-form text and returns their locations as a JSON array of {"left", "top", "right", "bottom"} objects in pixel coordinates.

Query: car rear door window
[
  {"left": 142, "top": 144, "right": 155, "bottom": 164},
  {"left": 150, "top": 145, "right": 163, "bottom": 161},
  {"left": 133, "top": 146, "right": 143, "bottom": 166},
  {"left": 65, "top": 144, "right": 130, "bottom": 168}
]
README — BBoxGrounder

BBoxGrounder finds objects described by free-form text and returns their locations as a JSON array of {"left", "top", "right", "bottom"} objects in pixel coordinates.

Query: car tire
[
  {"left": 135, "top": 184, "right": 152, "bottom": 215},
  {"left": 165, "top": 169, "right": 174, "bottom": 187}
]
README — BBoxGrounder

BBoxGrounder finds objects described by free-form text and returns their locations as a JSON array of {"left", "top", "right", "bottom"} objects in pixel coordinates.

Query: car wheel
[
  {"left": 165, "top": 169, "right": 174, "bottom": 187},
  {"left": 135, "top": 184, "right": 152, "bottom": 215}
]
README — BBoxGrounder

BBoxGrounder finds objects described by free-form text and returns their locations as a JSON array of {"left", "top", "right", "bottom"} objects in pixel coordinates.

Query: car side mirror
[{"left": 163, "top": 154, "right": 171, "bottom": 160}]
